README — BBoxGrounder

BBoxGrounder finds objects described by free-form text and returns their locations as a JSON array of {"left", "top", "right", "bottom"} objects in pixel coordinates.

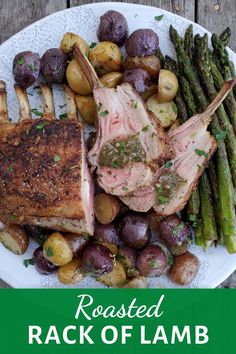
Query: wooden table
[{"left": 0, "top": 0, "right": 235, "bottom": 288}]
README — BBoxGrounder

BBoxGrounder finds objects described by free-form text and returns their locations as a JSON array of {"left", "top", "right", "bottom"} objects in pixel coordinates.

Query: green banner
[{"left": 0, "top": 289, "right": 235, "bottom": 353}]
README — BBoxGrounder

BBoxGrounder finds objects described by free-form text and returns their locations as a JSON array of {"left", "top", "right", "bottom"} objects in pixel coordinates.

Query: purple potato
[
  {"left": 117, "top": 245, "right": 139, "bottom": 277},
  {"left": 157, "top": 215, "right": 191, "bottom": 255},
  {"left": 81, "top": 243, "right": 114, "bottom": 276},
  {"left": 13, "top": 51, "right": 40, "bottom": 88},
  {"left": 94, "top": 222, "right": 122, "bottom": 245},
  {"left": 137, "top": 242, "right": 172, "bottom": 277},
  {"left": 119, "top": 214, "right": 150, "bottom": 249},
  {"left": 24, "top": 225, "right": 51, "bottom": 246},
  {"left": 125, "top": 29, "right": 159, "bottom": 57},
  {"left": 123, "top": 68, "right": 151, "bottom": 94},
  {"left": 33, "top": 247, "right": 58, "bottom": 275},
  {"left": 40, "top": 48, "right": 69, "bottom": 84},
  {"left": 97, "top": 10, "right": 128, "bottom": 46},
  {"left": 63, "top": 233, "right": 90, "bottom": 256}
]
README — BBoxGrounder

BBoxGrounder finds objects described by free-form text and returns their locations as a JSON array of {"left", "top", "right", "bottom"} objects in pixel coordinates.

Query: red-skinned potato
[
  {"left": 0, "top": 224, "right": 29, "bottom": 255},
  {"left": 168, "top": 252, "right": 200, "bottom": 285}
]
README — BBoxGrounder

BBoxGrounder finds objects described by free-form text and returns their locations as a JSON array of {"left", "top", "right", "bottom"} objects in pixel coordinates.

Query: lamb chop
[
  {"left": 74, "top": 46, "right": 235, "bottom": 215},
  {"left": 0, "top": 81, "right": 94, "bottom": 235},
  {"left": 74, "top": 46, "right": 173, "bottom": 197}
]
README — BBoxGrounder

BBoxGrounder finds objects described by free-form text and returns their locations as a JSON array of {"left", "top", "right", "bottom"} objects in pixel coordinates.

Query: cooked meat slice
[
  {"left": 74, "top": 46, "right": 173, "bottom": 196},
  {"left": 121, "top": 79, "right": 235, "bottom": 214},
  {"left": 0, "top": 82, "right": 94, "bottom": 235}
]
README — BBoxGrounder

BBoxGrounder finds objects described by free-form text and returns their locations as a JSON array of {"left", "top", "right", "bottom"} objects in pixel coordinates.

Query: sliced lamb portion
[
  {"left": 121, "top": 79, "right": 236, "bottom": 214},
  {"left": 74, "top": 46, "right": 173, "bottom": 196}
]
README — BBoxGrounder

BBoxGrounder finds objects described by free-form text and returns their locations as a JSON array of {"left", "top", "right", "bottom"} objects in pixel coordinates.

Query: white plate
[{"left": 0, "top": 2, "right": 236, "bottom": 289}]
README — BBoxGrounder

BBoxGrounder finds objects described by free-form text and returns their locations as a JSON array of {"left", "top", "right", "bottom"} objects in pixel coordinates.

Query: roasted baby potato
[
  {"left": 157, "top": 69, "right": 179, "bottom": 103},
  {"left": 13, "top": 51, "right": 40, "bottom": 88},
  {"left": 123, "top": 68, "right": 151, "bottom": 94},
  {"left": 33, "top": 247, "right": 58, "bottom": 275},
  {"left": 89, "top": 41, "right": 122, "bottom": 75},
  {"left": 97, "top": 10, "right": 128, "bottom": 46},
  {"left": 123, "top": 276, "right": 148, "bottom": 288},
  {"left": 125, "top": 29, "right": 159, "bottom": 57},
  {"left": 123, "top": 55, "right": 161, "bottom": 79},
  {"left": 137, "top": 242, "right": 172, "bottom": 277},
  {"left": 57, "top": 258, "right": 84, "bottom": 285},
  {"left": 40, "top": 48, "right": 69, "bottom": 84},
  {"left": 97, "top": 260, "right": 126, "bottom": 287},
  {"left": 43, "top": 232, "right": 73, "bottom": 266},
  {"left": 63, "top": 233, "right": 90, "bottom": 257},
  {"left": 75, "top": 95, "right": 97, "bottom": 125},
  {"left": 81, "top": 243, "right": 115, "bottom": 276},
  {"left": 119, "top": 214, "right": 150, "bottom": 249},
  {"left": 60, "top": 32, "right": 89, "bottom": 56},
  {"left": 0, "top": 224, "right": 29, "bottom": 255},
  {"left": 66, "top": 58, "right": 92, "bottom": 95},
  {"left": 100, "top": 72, "right": 123, "bottom": 88},
  {"left": 117, "top": 246, "right": 139, "bottom": 277},
  {"left": 168, "top": 252, "right": 200, "bottom": 285},
  {"left": 157, "top": 215, "right": 191, "bottom": 256},
  {"left": 95, "top": 193, "right": 121, "bottom": 224},
  {"left": 94, "top": 222, "right": 122, "bottom": 245},
  {"left": 146, "top": 94, "right": 178, "bottom": 128}
]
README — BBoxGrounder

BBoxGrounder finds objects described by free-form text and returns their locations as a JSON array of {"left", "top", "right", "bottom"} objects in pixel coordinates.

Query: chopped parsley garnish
[
  {"left": 165, "top": 161, "right": 173, "bottom": 168},
  {"left": 120, "top": 54, "right": 124, "bottom": 62},
  {"left": 46, "top": 247, "right": 54, "bottom": 257},
  {"left": 154, "top": 14, "right": 164, "bottom": 21},
  {"left": 116, "top": 254, "right": 126, "bottom": 261},
  {"left": 157, "top": 195, "right": 169, "bottom": 204},
  {"left": 23, "top": 258, "right": 34, "bottom": 268},
  {"left": 195, "top": 149, "right": 209, "bottom": 158},
  {"left": 17, "top": 57, "right": 24, "bottom": 65},
  {"left": 97, "top": 102, "right": 102, "bottom": 112},
  {"left": 213, "top": 129, "right": 227, "bottom": 141},
  {"left": 31, "top": 108, "right": 43, "bottom": 117},
  {"left": 59, "top": 113, "right": 67, "bottom": 120},
  {"left": 172, "top": 103, "right": 178, "bottom": 114},
  {"left": 122, "top": 186, "right": 129, "bottom": 191},
  {"left": 134, "top": 101, "right": 138, "bottom": 109},
  {"left": 112, "top": 160, "right": 121, "bottom": 169},
  {"left": 119, "top": 141, "right": 127, "bottom": 155},
  {"left": 59, "top": 103, "right": 67, "bottom": 109},
  {"left": 99, "top": 110, "right": 109, "bottom": 117},
  {"left": 8, "top": 165, "right": 15, "bottom": 173},
  {"left": 28, "top": 64, "right": 37, "bottom": 72},
  {"left": 10, "top": 214, "right": 17, "bottom": 221},
  {"left": 36, "top": 122, "right": 45, "bottom": 130},
  {"left": 149, "top": 259, "right": 156, "bottom": 269},
  {"left": 167, "top": 254, "right": 173, "bottom": 266},
  {"left": 53, "top": 154, "right": 61, "bottom": 162},
  {"left": 90, "top": 42, "right": 97, "bottom": 48},
  {"left": 142, "top": 125, "right": 149, "bottom": 132}
]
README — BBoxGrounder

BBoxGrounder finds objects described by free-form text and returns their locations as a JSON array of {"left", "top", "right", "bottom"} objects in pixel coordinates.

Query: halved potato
[
  {"left": 124, "top": 55, "right": 161, "bottom": 79},
  {"left": 66, "top": 59, "right": 92, "bottom": 95},
  {"left": 157, "top": 69, "right": 179, "bottom": 103},
  {"left": 123, "top": 276, "right": 148, "bottom": 288},
  {"left": 43, "top": 232, "right": 73, "bottom": 266},
  {"left": 0, "top": 224, "right": 29, "bottom": 255},
  {"left": 146, "top": 94, "right": 178, "bottom": 128},
  {"left": 95, "top": 193, "right": 121, "bottom": 225},
  {"left": 100, "top": 72, "right": 123, "bottom": 88},
  {"left": 60, "top": 32, "right": 89, "bottom": 56},
  {"left": 57, "top": 258, "right": 84, "bottom": 285},
  {"left": 75, "top": 95, "right": 97, "bottom": 125},
  {"left": 63, "top": 233, "right": 90, "bottom": 257},
  {"left": 89, "top": 41, "right": 122, "bottom": 75},
  {"left": 97, "top": 260, "right": 126, "bottom": 287}
]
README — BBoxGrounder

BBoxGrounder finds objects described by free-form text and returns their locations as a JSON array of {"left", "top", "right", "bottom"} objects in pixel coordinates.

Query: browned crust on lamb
[{"left": 0, "top": 118, "right": 85, "bottom": 223}]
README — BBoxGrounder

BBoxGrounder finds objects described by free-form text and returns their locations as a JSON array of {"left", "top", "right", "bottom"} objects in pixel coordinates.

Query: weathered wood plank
[
  {"left": 197, "top": 0, "right": 236, "bottom": 51},
  {"left": 70, "top": 0, "right": 195, "bottom": 21},
  {"left": 0, "top": 0, "right": 67, "bottom": 43}
]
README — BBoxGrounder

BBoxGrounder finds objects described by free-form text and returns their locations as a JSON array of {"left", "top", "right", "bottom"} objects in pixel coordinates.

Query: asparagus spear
[
  {"left": 207, "top": 160, "right": 221, "bottom": 242},
  {"left": 210, "top": 58, "right": 236, "bottom": 134},
  {"left": 198, "top": 172, "right": 218, "bottom": 248},
  {"left": 184, "top": 24, "right": 194, "bottom": 60},
  {"left": 169, "top": 25, "right": 236, "bottom": 253},
  {"left": 195, "top": 35, "right": 236, "bottom": 187},
  {"left": 219, "top": 27, "right": 231, "bottom": 47}
]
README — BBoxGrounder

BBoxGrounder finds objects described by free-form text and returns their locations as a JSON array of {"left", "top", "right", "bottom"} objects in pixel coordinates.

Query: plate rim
[{"left": 0, "top": 1, "right": 235, "bottom": 289}]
